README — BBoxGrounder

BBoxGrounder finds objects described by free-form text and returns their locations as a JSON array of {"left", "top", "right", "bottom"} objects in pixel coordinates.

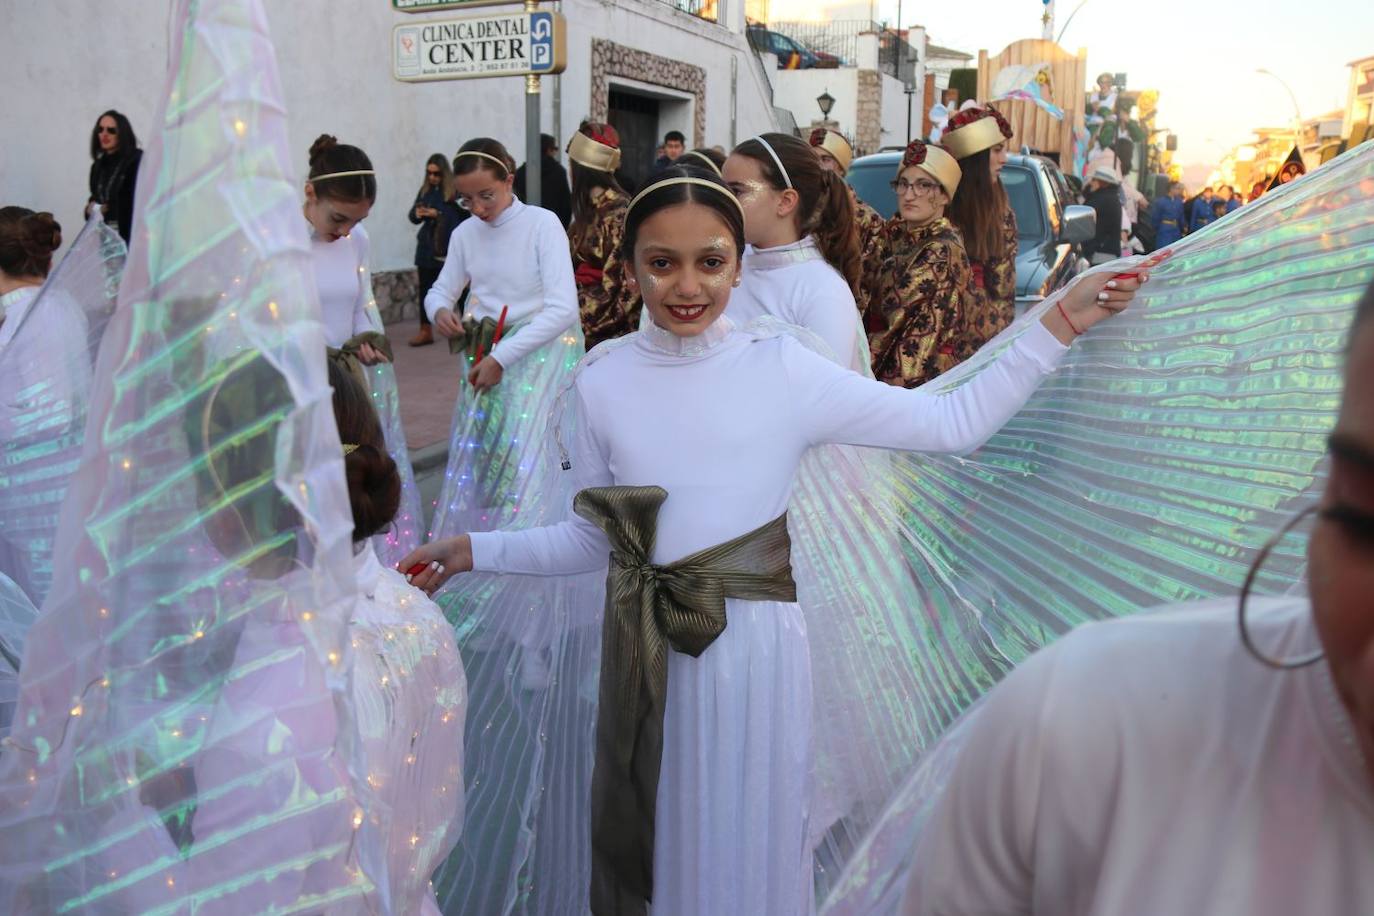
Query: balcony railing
[
  {"left": 766, "top": 19, "right": 919, "bottom": 86},
  {"left": 655, "top": 0, "right": 719, "bottom": 22}
]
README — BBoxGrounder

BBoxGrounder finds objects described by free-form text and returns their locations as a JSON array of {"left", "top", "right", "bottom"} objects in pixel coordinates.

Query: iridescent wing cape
[
  {"left": 818, "top": 141, "right": 1374, "bottom": 913},
  {"left": 0, "top": 214, "right": 124, "bottom": 605},
  {"left": 0, "top": 1, "right": 390, "bottom": 911}
]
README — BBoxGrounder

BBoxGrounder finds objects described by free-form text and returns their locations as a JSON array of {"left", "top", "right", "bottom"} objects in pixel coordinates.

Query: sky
[{"left": 765, "top": 0, "right": 1373, "bottom": 169}]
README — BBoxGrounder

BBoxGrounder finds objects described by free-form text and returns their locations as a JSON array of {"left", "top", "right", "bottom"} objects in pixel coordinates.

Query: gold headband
[
  {"left": 681, "top": 150, "right": 722, "bottom": 176},
  {"left": 567, "top": 132, "right": 622, "bottom": 173},
  {"left": 309, "top": 169, "right": 375, "bottom": 183},
  {"left": 627, "top": 176, "right": 745, "bottom": 222},
  {"left": 454, "top": 150, "right": 510, "bottom": 173},
  {"left": 343, "top": 443, "right": 360, "bottom": 455}
]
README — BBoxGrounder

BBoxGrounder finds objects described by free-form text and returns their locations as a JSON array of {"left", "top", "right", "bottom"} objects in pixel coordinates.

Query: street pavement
[{"left": 384, "top": 321, "right": 458, "bottom": 533}]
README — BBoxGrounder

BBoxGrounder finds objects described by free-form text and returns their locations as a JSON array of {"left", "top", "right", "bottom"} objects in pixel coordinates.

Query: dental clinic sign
[{"left": 392, "top": 9, "right": 566, "bottom": 82}]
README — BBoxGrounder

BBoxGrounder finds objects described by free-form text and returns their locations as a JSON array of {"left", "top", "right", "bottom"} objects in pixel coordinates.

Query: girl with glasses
[
  {"left": 85, "top": 109, "right": 142, "bottom": 245},
  {"left": 862, "top": 140, "right": 972, "bottom": 387},
  {"left": 422, "top": 137, "right": 579, "bottom": 547}
]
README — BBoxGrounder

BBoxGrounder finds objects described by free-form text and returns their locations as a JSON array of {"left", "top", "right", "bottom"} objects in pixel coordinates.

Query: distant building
[{"left": 3, "top": 0, "right": 781, "bottom": 292}]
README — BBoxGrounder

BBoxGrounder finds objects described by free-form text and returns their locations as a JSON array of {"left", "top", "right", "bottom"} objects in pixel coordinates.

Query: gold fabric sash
[
  {"left": 573, "top": 485, "right": 797, "bottom": 915},
  {"left": 327, "top": 330, "right": 393, "bottom": 387},
  {"left": 447, "top": 314, "right": 526, "bottom": 360}
]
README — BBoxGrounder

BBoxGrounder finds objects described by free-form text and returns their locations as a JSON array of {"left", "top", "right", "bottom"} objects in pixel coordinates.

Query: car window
[
  {"left": 847, "top": 161, "right": 898, "bottom": 220},
  {"left": 1000, "top": 165, "right": 1044, "bottom": 249}
]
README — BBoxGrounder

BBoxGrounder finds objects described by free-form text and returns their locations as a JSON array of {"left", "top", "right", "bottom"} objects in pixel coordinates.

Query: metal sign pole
[{"left": 524, "top": 0, "right": 542, "bottom": 207}]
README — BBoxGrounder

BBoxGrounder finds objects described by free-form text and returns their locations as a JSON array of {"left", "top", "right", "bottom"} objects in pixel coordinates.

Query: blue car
[{"left": 847, "top": 151, "right": 1096, "bottom": 314}]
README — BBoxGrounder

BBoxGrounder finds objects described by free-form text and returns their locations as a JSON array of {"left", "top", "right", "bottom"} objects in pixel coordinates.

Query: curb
[{"left": 410, "top": 441, "right": 449, "bottom": 474}]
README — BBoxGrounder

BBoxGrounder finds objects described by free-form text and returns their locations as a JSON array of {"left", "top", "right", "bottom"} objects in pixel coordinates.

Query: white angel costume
[
  {"left": 440, "top": 310, "right": 1069, "bottom": 915},
  {"left": 0, "top": 216, "right": 123, "bottom": 604},
  {"left": 311, "top": 221, "right": 424, "bottom": 568},
  {"left": 423, "top": 197, "right": 582, "bottom": 541},
  {"left": 0, "top": 2, "right": 467, "bottom": 912},
  {"left": 901, "top": 597, "right": 1373, "bottom": 916},
  {"left": 728, "top": 236, "right": 865, "bottom": 369},
  {"left": 817, "top": 140, "right": 1374, "bottom": 915}
]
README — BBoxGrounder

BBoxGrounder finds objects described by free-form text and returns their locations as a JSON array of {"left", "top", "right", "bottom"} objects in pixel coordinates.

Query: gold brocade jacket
[
  {"left": 571, "top": 188, "right": 642, "bottom": 351},
  {"left": 961, "top": 204, "right": 1019, "bottom": 355},
  {"left": 863, "top": 216, "right": 971, "bottom": 388},
  {"left": 850, "top": 185, "right": 886, "bottom": 314}
]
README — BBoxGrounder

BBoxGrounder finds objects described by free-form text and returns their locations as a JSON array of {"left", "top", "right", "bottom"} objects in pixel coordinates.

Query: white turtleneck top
[
  {"left": 423, "top": 198, "right": 578, "bottom": 368},
  {"left": 470, "top": 314, "right": 1067, "bottom": 571},
  {"left": 902, "top": 597, "right": 1374, "bottom": 916},
  {"left": 310, "top": 222, "right": 376, "bottom": 347},
  {"left": 727, "top": 236, "right": 865, "bottom": 370}
]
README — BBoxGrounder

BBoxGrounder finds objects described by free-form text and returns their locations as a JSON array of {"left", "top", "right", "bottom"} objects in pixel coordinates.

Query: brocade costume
[
  {"left": 960, "top": 203, "right": 1019, "bottom": 355},
  {"left": 571, "top": 187, "right": 641, "bottom": 350},
  {"left": 864, "top": 216, "right": 972, "bottom": 387}
]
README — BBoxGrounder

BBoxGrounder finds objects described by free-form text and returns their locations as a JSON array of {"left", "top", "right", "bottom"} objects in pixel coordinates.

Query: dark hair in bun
[
  {"left": 327, "top": 359, "right": 400, "bottom": 542},
  {"left": 0, "top": 206, "right": 62, "bottom": 279},
  {"left": 308, "top": 134, "right": 377, "bottom": 204}
]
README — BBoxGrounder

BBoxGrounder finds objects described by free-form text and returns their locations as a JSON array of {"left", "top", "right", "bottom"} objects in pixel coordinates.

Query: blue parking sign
[{"left": 529, "top": 11, "right": 554, "bottom": 72}]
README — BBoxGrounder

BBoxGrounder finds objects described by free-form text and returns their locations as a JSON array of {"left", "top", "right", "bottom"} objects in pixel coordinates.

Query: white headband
[{"left": 751, "top": 135, "right": 793, "bottom": 190}]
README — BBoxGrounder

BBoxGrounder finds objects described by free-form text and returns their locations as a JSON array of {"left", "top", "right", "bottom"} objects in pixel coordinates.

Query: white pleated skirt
[{"left": 652, "top": 597, "right": 815, "bottom": 916}]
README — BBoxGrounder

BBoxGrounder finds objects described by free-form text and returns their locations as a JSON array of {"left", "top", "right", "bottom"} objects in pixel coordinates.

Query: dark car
[
  {"left": 846, "top": 151, "right": 1095, "bottom": 313},
  {"left": 746, "top": 26, "right": 840, "bottom": 69}
]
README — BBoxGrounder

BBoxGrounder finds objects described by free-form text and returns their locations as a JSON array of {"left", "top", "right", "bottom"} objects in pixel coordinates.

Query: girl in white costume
[
  {"left": 0, "top": 208, "right": 121, "bottom": 605},
  {"left": 723, "top": 133, "right": 866, "bottom": 369},
  {"left": 304, "top": 135, "right": 423, "bottom": 567},
  {"left": 423, "top": 137, "right": 580, "bottom": 542},
  {"left": 0, "top": 2, "right": 466, "bottom": 908},
  {"left": 403, "top": 165, "right": 1145, "bottom": 915}
]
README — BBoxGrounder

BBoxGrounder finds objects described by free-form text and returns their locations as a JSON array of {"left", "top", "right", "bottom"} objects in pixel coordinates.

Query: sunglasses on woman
[{"left": 98, "top": 126, "right": 119, "bottom": 135}]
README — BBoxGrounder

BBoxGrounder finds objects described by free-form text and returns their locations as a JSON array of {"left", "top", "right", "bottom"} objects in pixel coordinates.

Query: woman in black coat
[
  {"left": 407, "top": 153, "right": 467, "bottom": 346},
  {"left": 86, "top": 110, "right": 142, "bottom": 245}
]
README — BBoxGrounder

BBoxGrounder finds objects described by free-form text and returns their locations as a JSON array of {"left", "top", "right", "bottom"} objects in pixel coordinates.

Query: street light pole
[
  {"left": 1056, "top": 0, "right": 1091, "bottom": 44},
  {"left": 524, "top": 0, "right": 542, "bottom": 207}
]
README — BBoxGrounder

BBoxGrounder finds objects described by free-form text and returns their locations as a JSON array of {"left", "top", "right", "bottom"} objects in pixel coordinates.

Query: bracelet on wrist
[{"left": 1056, "top": 300, "right": 1083, "bottom": 336}]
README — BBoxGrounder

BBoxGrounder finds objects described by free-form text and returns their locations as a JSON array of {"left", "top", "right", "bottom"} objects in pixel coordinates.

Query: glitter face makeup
[
  {"left": 723, "top": 153, "right": 797, "bottom": 249},
  {"left": 628, "top": 202, "right": 740, "bottom": 337}
]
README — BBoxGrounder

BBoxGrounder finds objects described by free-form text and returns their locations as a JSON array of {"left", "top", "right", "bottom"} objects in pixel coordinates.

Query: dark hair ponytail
[
  {"left": 812, "top": 170, "right": 861, "bottom": 299},
  {"left": 0, "top": 206, "right": 62, "bottom": 279},
  {"left": 327, "top": 360, "right": 400, "bottom": 542},
  {"left": 620, "top": 164, "right": 744, "bottom": 263},
  {"left": 453, "top": 137, "right": 515, "bottom": 181},
  {"left": 732, "top": 133, "right": 861, "bottom": 297},
  {"left": 308, "top": 134, "right": 377, "bottom": 204}
]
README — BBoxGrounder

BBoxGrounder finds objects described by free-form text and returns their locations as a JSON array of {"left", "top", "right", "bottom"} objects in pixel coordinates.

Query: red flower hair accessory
[
  {"left": 900, "top": 140, "right": 929, "bottom": 170},
  {"left": 587, "top": 123, "right": 620, "bottom": 149}
]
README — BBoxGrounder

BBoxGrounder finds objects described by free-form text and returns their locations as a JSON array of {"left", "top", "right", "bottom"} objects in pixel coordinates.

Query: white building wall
[
  {"left": 878, "top": 71, "right": 918, "bottom": 149},
  {"left": 1, "top": 0, "right": 778, "bottom": 273},
  {"left": 772, "top": 69, "right": 859, "bottom": 139}
]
